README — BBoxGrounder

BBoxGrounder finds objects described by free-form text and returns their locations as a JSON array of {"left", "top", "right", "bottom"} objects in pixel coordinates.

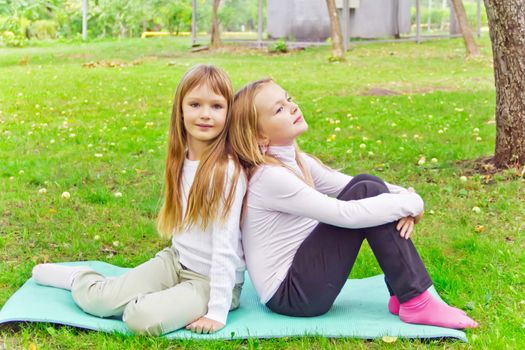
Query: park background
[{"left": 1, "top": 0, "right": 524, "bottom": 349}]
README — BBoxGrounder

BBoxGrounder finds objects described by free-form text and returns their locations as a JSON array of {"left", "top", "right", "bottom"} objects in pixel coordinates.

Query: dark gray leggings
[{"left": 266, "top": 174, "right": 433, "bottom": 317}]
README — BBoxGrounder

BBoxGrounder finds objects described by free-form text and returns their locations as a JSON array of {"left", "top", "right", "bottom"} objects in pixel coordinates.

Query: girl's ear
[
  {"left": 257, "top": 133, "right": 270, "bottom": 147},
  {"left": 257, "top": 134, "right": 270, "bottom": 155}
]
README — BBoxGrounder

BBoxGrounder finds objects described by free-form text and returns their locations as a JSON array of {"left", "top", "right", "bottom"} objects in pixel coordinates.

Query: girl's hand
[
  {"left": 186, "top": 317, "right": 224, "bottom": 334},
  {"left": 396, "top": 216, "right": 415, "bottom": 240},
  {"left": 413, "top": 210, "right": 424, "bottom": 224}
]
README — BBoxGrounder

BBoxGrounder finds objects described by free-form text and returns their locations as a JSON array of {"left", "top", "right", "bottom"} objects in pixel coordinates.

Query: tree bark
[
  {"left": 325, "top": 0, "right": 345, "bottom": 60},
  {"left": 484, "top": 0, "right": 525, "bottom": 167},
  {"left": 450, "top": 0, "right": 479, "bottom": 56},
  {"left": 211, "top": 0, "right": 221, "bottom": 48}
]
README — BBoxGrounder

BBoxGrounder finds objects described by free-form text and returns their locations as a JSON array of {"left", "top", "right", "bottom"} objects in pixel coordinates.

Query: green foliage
[
  {"left": 0, "top": 30, "right": 25, "bottom": 46},
  {"left": 219, "top": 0, "right": 260, "bottom": 31},
  {"left": 0, "top": 0, "right": 262, "bottom": 43},
  {"left": 0, "top": 15, "right": 29, "bottom": 46},
  {"left": 269, "top": 39, "right": 287, "bottom": 53},
  {"left": 411, "top": 1, "right": 488, "bottom": 31},
  {"left": 28, "top": 19, "right": 57, "bottom": 39}
]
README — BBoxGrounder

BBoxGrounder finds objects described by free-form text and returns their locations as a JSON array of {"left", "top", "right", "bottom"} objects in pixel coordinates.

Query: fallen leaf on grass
[
  {"left": 101, "top": 246, "right": 117, "bottom": 258},
  {"left": 475, "top": 225, "right": 485, "bottom": 233},
  {"left": 382, "top": 335, "right": 398, "bottom": 343}
]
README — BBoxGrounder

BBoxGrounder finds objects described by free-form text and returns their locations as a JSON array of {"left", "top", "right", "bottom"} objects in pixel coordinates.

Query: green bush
[
  {"left": 0, "top": 16, "right": 31, "bottom": 36},
  {"left": 269, "top": 39, "right": 288, "bottom": 53},
  {"left": 0, "top": 30, "right": 28, "bottom": 47},
  {"left": 29, "top": 20, "right": 58, "bottom": 39},
  {"left": 0, "top": 16, "right": 30, "bottom": 46}
]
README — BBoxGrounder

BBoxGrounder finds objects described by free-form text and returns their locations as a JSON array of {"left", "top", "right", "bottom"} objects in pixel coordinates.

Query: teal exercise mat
[{"left": 0, "top": 261, "right": 467, "bottom": 341}]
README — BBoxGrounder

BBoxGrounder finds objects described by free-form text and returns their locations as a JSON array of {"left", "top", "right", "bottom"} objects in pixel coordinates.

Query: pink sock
[
  {"left": 389, "top": 294, "right": 468, "bottom": 316},
  {"left": 399, "top": 290, "right": 478, "bottom": 329},
  {"left": 388, "top": 295, "right": 401, "bottom": 315}
]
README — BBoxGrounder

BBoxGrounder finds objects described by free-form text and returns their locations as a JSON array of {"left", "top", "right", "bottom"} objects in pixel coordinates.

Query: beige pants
[{"left": 71, "top": 247, "right": 242, "bottom": 336}]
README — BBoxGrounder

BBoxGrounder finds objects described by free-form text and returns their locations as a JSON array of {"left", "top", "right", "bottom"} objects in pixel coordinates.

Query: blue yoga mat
[{"left": 0, "top": 261, "right": 467, "bottom": 341}]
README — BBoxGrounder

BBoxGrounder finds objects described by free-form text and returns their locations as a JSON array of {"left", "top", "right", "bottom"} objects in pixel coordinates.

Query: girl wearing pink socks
[
  {"left": 32, "top": 65, "right": 246, "bottom": 336},
  {"left": 229, "top": 78, "right": 477, "bottom": 329}
]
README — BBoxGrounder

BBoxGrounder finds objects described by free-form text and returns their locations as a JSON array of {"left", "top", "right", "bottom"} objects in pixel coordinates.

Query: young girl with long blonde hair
[
  {"left": 230, "top": 78, "right": 477, "bottom": 329},
  {"left": 32, "top": 65, "right": 246, "bottom": 336}
]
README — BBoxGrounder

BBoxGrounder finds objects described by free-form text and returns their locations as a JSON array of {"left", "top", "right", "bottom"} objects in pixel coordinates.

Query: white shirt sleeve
[
  {"left": 204, "top": 168, "right": 247, "bottom": 325},
  {"left": 259, "top": 165, "right": 424, "bottom": 229},
  {"left": 302, "top": 153, "right": 412, "bottom": 196}
]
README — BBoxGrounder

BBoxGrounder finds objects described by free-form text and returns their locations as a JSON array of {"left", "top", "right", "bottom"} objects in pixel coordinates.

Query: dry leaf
[{"left": 382, "top": 335, "right": 398, "bottom": 343}]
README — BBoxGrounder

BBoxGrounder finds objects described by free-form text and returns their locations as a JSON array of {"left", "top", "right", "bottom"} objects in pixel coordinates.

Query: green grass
[{"left": 1, "top": 36, "right": 524, "bottom": 349}]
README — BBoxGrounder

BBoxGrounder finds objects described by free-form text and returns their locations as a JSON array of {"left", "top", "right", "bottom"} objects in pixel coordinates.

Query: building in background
[{"left": 267, "top": 0, "right": 411, "bottom": 41}]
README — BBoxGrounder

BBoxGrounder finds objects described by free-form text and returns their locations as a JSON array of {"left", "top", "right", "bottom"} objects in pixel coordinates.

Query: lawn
[{"left": 0, "top": 36, "right": 524, "bottom": 349}]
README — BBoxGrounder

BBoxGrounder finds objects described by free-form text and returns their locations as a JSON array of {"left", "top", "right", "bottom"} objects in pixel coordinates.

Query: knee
[
  {"left": 352, "top": 173, "right": 385, "bottom": 186},
  {"left": 339, "top": 174, "right": 388, "bottom": 200},
  {"left": 123, "top": 297, "right": 164, "bottom": 336},
  {"left": 71, "top": 280, "right": 118, "bottom": 318}
]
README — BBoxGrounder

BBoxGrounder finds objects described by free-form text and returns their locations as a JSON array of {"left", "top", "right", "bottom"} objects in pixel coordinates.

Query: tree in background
[
  {"left": 210, "top": 0, "right": 221, "bottom": 48},
  {"left": 484, "top": 0, "right": 525, "bottom": 168},
  {"left": 325, "top": 0, "right": 345, "bottom": 61},
  {"left": 450, "top": 0, "right": 479, "bottom": 56}
]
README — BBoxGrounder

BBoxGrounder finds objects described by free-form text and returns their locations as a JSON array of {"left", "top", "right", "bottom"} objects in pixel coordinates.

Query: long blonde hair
[
  {"left": 157, "top": 65, "right": 242, "bottom": 239},
  {"left": 230, "top": 78, "right": 313, "bottom": 185}
]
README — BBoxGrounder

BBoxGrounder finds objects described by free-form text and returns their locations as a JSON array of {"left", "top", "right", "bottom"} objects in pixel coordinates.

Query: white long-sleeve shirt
[
  {"left": 241, "top": 145, "right": 424, "bottom": 303},
  {"left": 171, "top": 158, "right": 246, "bottom": 324}
]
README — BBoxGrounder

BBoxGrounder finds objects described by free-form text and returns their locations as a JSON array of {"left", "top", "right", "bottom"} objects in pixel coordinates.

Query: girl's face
[
  {"left": 182, "top": 83, "right": 228, "bottom": 149},
  {"left": 254, "top": 82, "right": 308, "bottom": 146}
]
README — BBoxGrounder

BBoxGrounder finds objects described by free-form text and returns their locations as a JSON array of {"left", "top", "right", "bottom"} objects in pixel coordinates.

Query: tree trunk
[
  {"left": 393, "top": 0, "right": 401, "bottom": 38},
  {"left": 325, "top": 0, "right": 345, "bottom": 60},
  {"left": 450, "top": 0, "right": 479, "bottom": 56},
  {"left": 211, "top": 0, "right": 221, "bottom": 48},
  {"left": 484, "top": 0, "right": 525, "bottom": 167}
]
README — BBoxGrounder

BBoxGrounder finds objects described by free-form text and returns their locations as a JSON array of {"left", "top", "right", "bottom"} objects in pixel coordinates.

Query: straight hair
[{"left": 157, "top": 65, "right": 242, "bottom": 239}]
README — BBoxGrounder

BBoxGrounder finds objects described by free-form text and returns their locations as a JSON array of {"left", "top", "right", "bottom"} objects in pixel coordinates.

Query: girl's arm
[
  {"left": 301, "top": 153, "right": 412, "bottom": 196},
  {"left": 259, "top": 166, "right": 424, "bottom": 229},
  {"left": 203, "top": 166, "right": 247, "bottom": 327}
]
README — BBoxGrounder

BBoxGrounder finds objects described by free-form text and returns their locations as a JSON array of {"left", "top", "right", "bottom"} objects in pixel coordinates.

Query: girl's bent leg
[
  {"left": 355, "top": 178, "right": 477, "bottom": 328},
  {"left": 267, "top": 174, "right": 386, "bottom": 316},
  {"left": 72, "top": 247, "right": 182, "bottom": 318},
  {"left": 266, "top": 174, "right": 431, "bottom": 317},
  {"left": 123, "top": 278, "right": 210, "bottom": 336},
  {"left": 342, "top": 175, "right": 433, "bottom": 302}
]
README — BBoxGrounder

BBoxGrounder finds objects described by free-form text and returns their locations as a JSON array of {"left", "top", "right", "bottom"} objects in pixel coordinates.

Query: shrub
[
  {"left": 269, "top": 39, "right": 288, "bottom": 53},
  {"left": 28, "top": 20, "right": 58, "bottom": 40},
  {"left": 0, "top": 30, "right": 28, "bottom": 47}
]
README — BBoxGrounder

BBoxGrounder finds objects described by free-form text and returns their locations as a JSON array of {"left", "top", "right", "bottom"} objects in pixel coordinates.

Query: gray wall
[
  {"left": 267, "top": 0, "right": 330, "bottom": 41},
  {"left": 267, "top": 0, "right": 412, "bottom": 41},
  {"left": 344, "top": 0, "right": 411, "bottom": 39}
]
